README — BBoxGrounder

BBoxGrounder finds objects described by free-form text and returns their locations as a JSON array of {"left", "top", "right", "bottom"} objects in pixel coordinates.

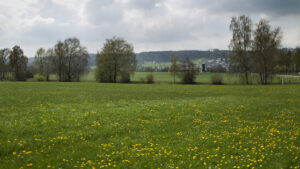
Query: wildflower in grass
[
  {"left": 176, "top": 132, "right": 183, "bottom": 136},
  {"left": 1, "top": 83, "right": 299, "bottom": 168},
  {"left": 26, "top": 163, "right": 33, "bottom": 167}
]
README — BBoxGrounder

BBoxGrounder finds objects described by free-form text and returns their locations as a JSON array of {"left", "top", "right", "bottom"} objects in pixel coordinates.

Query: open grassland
[
  {"left": 0, "top": 83, "right": 299, "bottom": 168},
  {"left": 132, "top": 72, "right": 300, "bottom": 84},
  {"left": 78, "top": 71, "right": 300, "bottom": 84}
]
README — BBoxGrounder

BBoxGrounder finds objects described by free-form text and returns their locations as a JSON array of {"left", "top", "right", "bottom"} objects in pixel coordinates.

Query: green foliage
[
  {"left": 294, "top": 47, "right": 300, "bottom": 72},
  {"left": 180, "top": 58, "right": 197, "bottom": 84},
  {"left": 146, "top": 74, "right": 154, "bottom": 84},
  {"left": 139, "top": 77, "right": 145, "bottom": 83},
  {"left": 9, "top": 46, "right": 28, "bottom": 81},
  {"left": 120, "top": 71, "right": 131, "bottom": 83},
  {"left": 210, "top": 74, "right": 223, "bottom": 85},
  {"left": 65, "top": 71, "right": 300, "bottom": 84},
  {"left": 0, "top": 83, "right": 299, "bottom": 168},
  {"left": 0, "top": 48, "right": 11, "bottom": 80},
  {"left": 228, "top": 16, "right": 286, "bottom": 85},
  {"left": 137, "top": 50, "right": 229, "bottom": 66},
  {"left": 276, "top": 49, "right": 293, "bottom": 74},
  {"left": 252, "top": 19, "right": 282, "bottom": 84},
  {"left": 33, "top": 48, "right": 53, "bottom": 81},
  {"left": 34, "top": 74, "right": 46, "bottom": 82},
  {"left": 53, "top": 38, "right": 89, "bottom": 82},
  {"left": 27, "top": 74, "right": 46, "bottom": 82},
  {"left": 96, "top": 37, "right": 136, "bottom": 83},
  {"left": 33, "top": 48, "right": 46, "bottom": 74}
]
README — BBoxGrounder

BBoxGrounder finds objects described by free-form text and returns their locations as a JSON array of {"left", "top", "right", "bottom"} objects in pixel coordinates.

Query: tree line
[
  {"left": 228, "top": 15, "right": 300, "bottom": 85},
  {"left": 32, "top": 37, "right": 89, "bottom": 82},
  {"left": 0, "top": 38, "right": 89, "bottom": 82},
  {"left": 1, "top": 16, "right": 299, "bottom": 84}
]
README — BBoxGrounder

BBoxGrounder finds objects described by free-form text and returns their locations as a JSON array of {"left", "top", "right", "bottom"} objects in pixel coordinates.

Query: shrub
[
  {"left": 180, "top": 71, "right": 196, "bottom": 84},
  {"left": 120, "top": 72, "right": 130, "bottom": 83},
  {"left": 180, "top": 58, "right": 197, "bottom": 84},
  {"left": 34, "top": 74, "right": 46, "bottom": 82},
  {"left": 140, "top": 77, "right": 145, "bottom": 83},
  {"left": 211, "top": 74, "right": 223, "bottom": 85},
  {"left": 146, "top": 74, "right": 154, "bottom": 84}
]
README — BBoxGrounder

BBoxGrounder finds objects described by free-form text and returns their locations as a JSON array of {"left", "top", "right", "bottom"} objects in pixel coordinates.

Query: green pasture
[
  {"left": 132, "top": 72, "right": 300, "bottom": 84},
  {"left": 0, "top": 82, "right": 299, "bottom": 168},
  {"left": 140, "top": 59, "right": 207, "bottom": 68},
  {"left": 70, "top": 71, "right": 300, "bottom": 84}
]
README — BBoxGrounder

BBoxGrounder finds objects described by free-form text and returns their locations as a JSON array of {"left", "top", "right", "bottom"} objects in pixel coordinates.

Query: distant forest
[
  {"left": 28, "top": 48, "right": 296, "bottom": 68},
  {"left": 28, "top": 50, "right": 230, "bottom": 67},
  {"left": 135, "top": 50, "right": 229, "bottom": 65}
]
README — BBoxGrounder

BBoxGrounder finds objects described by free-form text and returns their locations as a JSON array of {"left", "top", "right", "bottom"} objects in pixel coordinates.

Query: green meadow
[
  {"left": 0, "top": 82, "right": 299, "bottom": 168},
  {"left": 78, "top": 71, "right": 300, "bottom": 84}
]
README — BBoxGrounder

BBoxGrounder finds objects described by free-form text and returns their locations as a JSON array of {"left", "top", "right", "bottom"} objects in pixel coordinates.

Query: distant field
[
  {"left": 75, "top": 71, "right": 300, "bottom": 84},
  {"left": 0, "top": 83, "right": 299, "bottom": 168},
  {"left": 132, "top": 72, "right": 239, "bottom": 84},
  {"left": 140, "top": 59, "right": 207, "bottom": 68},
  {"left": 132, "top": 72, "right": 300, "bottom": 84}
]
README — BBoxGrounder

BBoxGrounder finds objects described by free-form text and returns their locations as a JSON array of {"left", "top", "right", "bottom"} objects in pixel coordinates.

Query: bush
[
  {"left": 211, "top": 74, "right": 223, "bottom": 85},
  {"left": 34, "top": 74, "right": 46, "bottom": 82},
  {"left": 180, "top": 58, "right": 197, "bottom": 84},
  {"left": 120, "top": 72, "right": 130, "bottom": 83},
  {"left": 26, "top": 70, "right": 34, "bottom": 79},
  {"left": 146, "top": 74, "right": 154, "bottom": 84},
  {"left": 140, "top": 77, "right": 145, "bottom": 83},
  {"left": 181, "top": 71, "right": 196, "bottom": 84}
]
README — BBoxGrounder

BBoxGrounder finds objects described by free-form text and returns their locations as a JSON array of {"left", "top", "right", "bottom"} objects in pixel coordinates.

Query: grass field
[
  {"left": 0, "top": 82, "right": 299, "bottom": 168},
  {"left": 133, "top": 72, "right": 300, "bottom": 84},
  {"left": 131, "top": 72, "right": 245, "bottom": 84},
  {"left": 140, "top": 59, "right": 207, "bottom": 68},
  {"left": 78, "top": 71, "right": 300, "bottom": 84}
]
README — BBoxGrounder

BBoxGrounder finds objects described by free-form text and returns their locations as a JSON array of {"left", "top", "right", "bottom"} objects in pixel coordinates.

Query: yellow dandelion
[{"left": 26, "top": 163, "right": 33, "bottom": 167}]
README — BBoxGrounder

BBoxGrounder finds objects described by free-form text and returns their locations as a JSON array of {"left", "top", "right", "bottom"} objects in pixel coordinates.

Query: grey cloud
[
  {"left": 0, "top": 0, "right": 299, "bottom": 57},
  {"left": 35, "top": 0, "right": 78, "bottom": 23},
  {"left": 85, "top": 0, "right": 124, "bottom": 24},
  {"left": 127, "top": 0, "right": 162, "bottom": 9},
  {"left": 183, "top": 0, "right": 300, "bottom": 16}
]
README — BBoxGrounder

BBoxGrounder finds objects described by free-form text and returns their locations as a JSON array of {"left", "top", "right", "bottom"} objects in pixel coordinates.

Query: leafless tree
[
  {"left": 229, "top": 15, "right": 252, "bottom": 84},
  {"left": 169, "top": 54, "right": 180, "bottom": 84},
  {"left": 252, "top": 19, "right": 282, "bottom": 84},
  {"left": 0, "top": 48, "right": 11, "bottom": 80}
]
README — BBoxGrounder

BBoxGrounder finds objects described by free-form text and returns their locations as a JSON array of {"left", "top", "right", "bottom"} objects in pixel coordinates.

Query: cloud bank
[{"left": 0, "top": 0, "right": 299, "bottom": 57}]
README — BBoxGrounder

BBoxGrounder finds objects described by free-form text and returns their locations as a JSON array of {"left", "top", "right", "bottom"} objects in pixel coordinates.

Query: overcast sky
[{"left": 0, "top": 0, "right": 299, "bottom": 57}]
